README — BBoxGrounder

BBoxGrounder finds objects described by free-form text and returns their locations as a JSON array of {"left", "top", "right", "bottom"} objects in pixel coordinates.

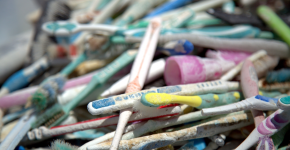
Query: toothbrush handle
[
  {"left": 79, "top": 24, "right": 120, "bottom": 34},
  {"left": 171, "top": 95, "right": 202, "bottom": 107},
  {"left": 201, "top": 97, "right": 278, "bottom": 116},
  {"left": 2, "top": 57, "right": 49, "bottom": 92},
  {"left": 201, "top": 100, "right": 250, "bottom": 116}
]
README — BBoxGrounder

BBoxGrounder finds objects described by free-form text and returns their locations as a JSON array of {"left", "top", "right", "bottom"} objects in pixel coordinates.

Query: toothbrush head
[
  {"left": 255, "top": 95, "right": 278, "bottom": 105},
  {"left": 51, "top": 139, "right": 78, "bottom": 150},
  {"left": 174, "top": 40, "right": 194, "bottom": 55},
  {"left": 161, "top": 40, "right": 194, "bottom": 55},
  {"left": 42, "top": 21, "right": 77, "bottom": 36},
  {"left": 278, "top": 96, "right": 290, "bottom": 110},
  {"left": 32, "top": 75, "right": 67, "bottom": 111}
]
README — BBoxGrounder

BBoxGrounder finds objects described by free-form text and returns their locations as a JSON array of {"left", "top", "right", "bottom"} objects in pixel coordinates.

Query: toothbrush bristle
[
  {"left": 280, "top": 96, "right": 290, "bottom": 105},
  {"left": 32, "top": 91, "right": 49, "bottom": 110},
  {"left": 32, "top": 75, "right": 67, "bottom": 110},
  {"left": 44, "top": 110, "right": 65, "bottom": 127},
  {"left": 31, "top": 104, "right": 63, "bottom": 128},
  {"left": 51, "top": 140, "right": 78, "bottom": 150}
]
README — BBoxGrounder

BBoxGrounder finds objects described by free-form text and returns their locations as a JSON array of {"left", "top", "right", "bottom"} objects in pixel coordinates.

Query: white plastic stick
[{"left": 110, "top": 18, "right": 162, "bottom": 150}]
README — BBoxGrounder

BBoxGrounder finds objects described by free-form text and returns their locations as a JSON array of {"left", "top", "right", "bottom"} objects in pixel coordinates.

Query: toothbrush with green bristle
[
  {"left": 31, "top": 50, "right": 138, "bottom": 129},
  {"left": 31, "top": 52, "right": 87, "bottom": 111}
]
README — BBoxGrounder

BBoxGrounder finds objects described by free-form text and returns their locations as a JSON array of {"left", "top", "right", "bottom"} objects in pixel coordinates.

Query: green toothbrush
[{"left": 257, "top": 6, "right": 290, "bottom": 47}]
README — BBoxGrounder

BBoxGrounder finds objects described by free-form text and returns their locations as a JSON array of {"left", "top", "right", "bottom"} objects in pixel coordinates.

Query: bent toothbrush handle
[
  {"left": 236, "top": 109, "right": 290, "bottom": 150},
  {"left": 235, "top": 128, "right": 260, "bottom": 150},
  {"left": 241, "top": 58, "right": 265, "bottom": 127}
]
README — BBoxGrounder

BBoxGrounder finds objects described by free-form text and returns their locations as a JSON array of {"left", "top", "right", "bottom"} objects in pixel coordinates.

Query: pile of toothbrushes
[{"left": 3, "top": 0, "right": 290, "bottom": 149}]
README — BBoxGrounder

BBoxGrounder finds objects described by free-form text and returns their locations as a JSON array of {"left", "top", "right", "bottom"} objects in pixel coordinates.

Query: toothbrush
[
  {"left": 206, "top": 8, "right": 265, "bottom": 28},
  {"left": 31, "top": 36, "right": 133, "bottom": 110},
  {"left": 31, "top": 50, "right": 138, "bottom": 129},
  {"left": 71, "top": 0, "right": 122, "bottom": 53},
  {"left": 266, "top": 69, "right": 290, "bottom": 84},
  {"left": 201, "top": 95, "right": 278, "bottom": 116},
  {"left": 144, "top": 0, "right": 193, "bottom": 19},
  {"left": 87, "top": 80, "right": 240, "bottom": 115},
  {"left": 259, "top": 79, "right": 290, "bottom": 91},
  {"left": 241, "top": 59, "right": 265, "bottom": 126},
  {"left": 85, "top": 110, "right": 210, "bottom": 148},
  {"left": 258, "top": 6, "right": 290, "bottom": 47},
  {"left": 58, "top": 82, "right": 111, "bottom": 107},
  {"left": 157, "top": 40, "right": 194, "bottom": 56},
  {"left": 161, "top": 7, "right": 195, "bottom": 29},
  {"left": 91, "top": 110, "right": 245, "bottom": 147},
  {"left": 241, "top": 58, "right": 274, "bottom": 149},
  {"left": 132, "top": 0, "right": 233, "bottom": 28},
  {"left": 0, "top": 110, "right": 36, "bottom": 150},
  {"left": 75, "top": 0, "right": 111, "bottom": 23},
  {"left": 42, "top": 21, "right": 121, "bottom": 36},
  {"left": 0, "top": 57, "right": 49, "bottom": 98},
  {"left": 111, "top": 18, "right": 162, "bottom": 150},
  {"left": 51, "top": 121, "right": 145, "bottom": 150},
  {"left": 113, "top": 0, "right": 165, "bottom": 27},
  {"left": 88, "top": 112, "right": 228, "bottom": 148},
  {"left": 0, "top": 69, "right": 98, "bottom": 109},
  {"left": 44, "top": 19, "right": 261, "bottom": 39},
  {"left": 27, "top": 105, "right": 181, "bottom": 140},
  {"left": 185, "top": 12, "right": 225, "bottom": 29},
  {"left": 235, "top": 96, "right": 290, "bottom": 150},
  {"left": 31, "top": 52, "right": 88, "bottom": 110},
  {"left": 88, "top": 112, "right": 253, "bottom": 150},
  {"left": 141, "top": 92, "right": 240, "bottom": 108},
  {"left": 126, "top": 25, "right": 262, "bottom": 39},
  {"left": 158, "top": 0, "right": 233, "bottom": 20},
  {"left": 126, "top": 35, "right": 290, "bottom": 58},
  {"left": 2, "top": 108, "right": 31, "bottom": 124}
]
